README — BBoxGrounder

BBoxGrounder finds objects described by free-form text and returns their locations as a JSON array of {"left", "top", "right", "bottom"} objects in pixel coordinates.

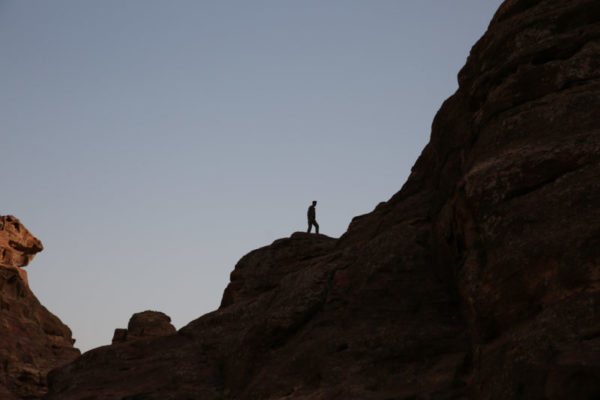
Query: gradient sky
[{"left": 1, "top": 0, "right": 504, "bottom": 352}]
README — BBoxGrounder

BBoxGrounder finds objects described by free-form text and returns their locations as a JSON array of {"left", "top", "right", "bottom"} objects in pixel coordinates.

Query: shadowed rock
[
  {"left": 112, "top": 311, "right": 176, "bottom": 344},
  {"left": 44, "top": 0, "right": 600, "bottom": 399}
]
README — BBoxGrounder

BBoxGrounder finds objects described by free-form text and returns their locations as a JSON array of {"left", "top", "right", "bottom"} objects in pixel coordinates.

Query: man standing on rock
[{"left": 307, "top": 200, "right": 319, "bottom": 234}]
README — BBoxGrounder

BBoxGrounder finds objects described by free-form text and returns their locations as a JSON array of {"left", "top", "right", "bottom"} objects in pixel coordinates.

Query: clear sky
[{"left": 1, "top": 0, "right": 504, "bottom": 352}]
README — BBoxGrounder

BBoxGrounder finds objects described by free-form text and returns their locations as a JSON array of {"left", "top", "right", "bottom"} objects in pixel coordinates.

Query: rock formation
[
  {"left": 0, "top": 215, "right": 43, "bottom": 286},
  {"left": 0, "top": 215, "right": 80, "bottom": 399},
  {"left": 112, "top": 311, "right": 176, "bottom": 344},
  {"left": 44, "top": 0, "right": 600, "bottom": 399}
]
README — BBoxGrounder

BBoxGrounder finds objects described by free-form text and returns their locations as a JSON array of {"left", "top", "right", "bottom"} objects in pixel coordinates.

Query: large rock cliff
[
  {"left": 44, "top": 0, "right": 600, "bottom": 398},
  {"left": 0, "top": 216, "right": 80, "bottom": 399}
]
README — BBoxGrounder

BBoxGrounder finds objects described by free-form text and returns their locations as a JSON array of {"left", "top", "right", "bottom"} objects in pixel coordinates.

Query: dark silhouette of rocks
[
  {"left": 0, "top": 215, "right": 79, "bottom": 399},
  {"left": 35, "top": 0, "right": 600, "bottom": 398},
  {"left": 112, "top": 311, "right": 176, "bottom": 344},
  {"left": 221, "top": 232, "right": 336, "bottom": 308}
]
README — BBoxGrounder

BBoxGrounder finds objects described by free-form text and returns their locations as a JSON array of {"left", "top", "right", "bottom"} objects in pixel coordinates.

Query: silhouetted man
[{"left": 307, "top": 200, "right": 319, "bottom": 234}]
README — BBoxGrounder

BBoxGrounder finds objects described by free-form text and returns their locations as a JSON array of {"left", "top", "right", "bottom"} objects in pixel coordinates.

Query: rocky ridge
[
  {"left": 43, "top": 0, "right": 600, "bottom": 399},
  {"left": 0, "top": 216, "right": 80, "bottom": 399}
]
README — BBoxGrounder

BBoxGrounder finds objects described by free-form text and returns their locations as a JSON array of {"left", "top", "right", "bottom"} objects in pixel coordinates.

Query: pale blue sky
[{"left": 1, "top": 0, "right": 503, "bottom": 352}]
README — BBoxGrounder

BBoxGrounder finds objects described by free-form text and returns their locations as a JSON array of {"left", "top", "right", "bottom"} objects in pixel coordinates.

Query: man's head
[{"left": 312, "top": 201, "right": 317, "bottom": 206}]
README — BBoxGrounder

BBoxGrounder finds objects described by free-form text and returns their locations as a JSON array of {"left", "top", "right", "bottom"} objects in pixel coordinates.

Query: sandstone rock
[
  {"left": 0, "top": 215, "right": 80, "bottom": 398},
  {"left": 44, "top": 0, "right": 600, "bottom": 399},
  {"left": 0, "top": 215, "right": 44, "bottom": 285},
  {"left": 112, "top": 311, "right": 176, "bottom": 344}
]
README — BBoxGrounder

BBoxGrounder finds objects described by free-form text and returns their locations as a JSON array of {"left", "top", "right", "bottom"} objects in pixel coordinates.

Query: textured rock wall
[
  {"left": 0, "top": 216, "right": 80, "bottom": 399},
  {"left": 43, "top": 0, "right": 600, "bottom": 399},
  {"left": 431, "top": 0, "right": 600, "bottom": 397}
]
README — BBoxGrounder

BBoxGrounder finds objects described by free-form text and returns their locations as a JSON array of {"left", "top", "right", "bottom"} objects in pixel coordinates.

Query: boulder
[{"left": 112, "top": 311, "right": 176, "bottom": 344}]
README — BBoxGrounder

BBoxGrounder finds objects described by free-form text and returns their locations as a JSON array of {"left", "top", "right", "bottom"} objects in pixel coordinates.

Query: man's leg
[
  {"left": 307, "top": 221, "right": 312, "bottom": 233},
  {"left": 314, "top": 221, "right": 319, "bottom": 234}
]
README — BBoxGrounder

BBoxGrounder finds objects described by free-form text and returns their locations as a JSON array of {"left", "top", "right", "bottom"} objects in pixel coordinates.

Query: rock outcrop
[
  {"left": 0, "top": 215, "right": 43, "bottom": 286},
  {"left": 44, "top": 0, "right": 600, "bottom": 399},
  {"left": 112, "top": 311, "right": 176, "bottom": 344},
  {"left": 0, "top": 215, "right": 80, "bottom": 399}
]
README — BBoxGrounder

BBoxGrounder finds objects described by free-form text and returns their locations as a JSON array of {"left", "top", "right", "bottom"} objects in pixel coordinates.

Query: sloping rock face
[
  {"left": 44, "top": 0, "right": 600, "bottom": 399},
  {"left": 0, "top": 216, "right": 80, "bottom": 399},
  {"left": 47, "top": 231, "right": 466, "bottom": 399}
]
